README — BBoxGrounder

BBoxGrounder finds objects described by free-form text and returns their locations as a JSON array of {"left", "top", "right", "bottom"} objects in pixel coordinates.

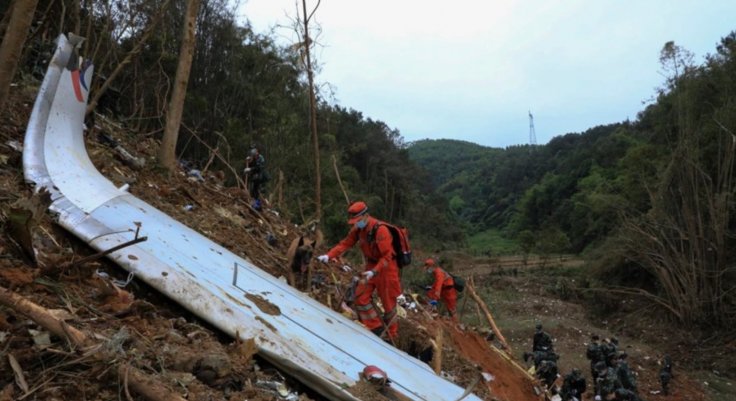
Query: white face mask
[{"left": 355, "top": 218, "right": 367, "bottom": 229}]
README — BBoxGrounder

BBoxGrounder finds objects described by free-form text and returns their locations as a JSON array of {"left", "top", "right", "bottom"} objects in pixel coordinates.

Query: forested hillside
[
  {"left": 410, "top": 35, "right": 736, "bottom": 329},
  {"left": 408, "top": 122, "right": 626, "bottom": 253}
]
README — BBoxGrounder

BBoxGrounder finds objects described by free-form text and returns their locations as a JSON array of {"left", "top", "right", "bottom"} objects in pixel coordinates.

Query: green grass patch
[
  {"left": 456, "top": 282, "right": 524, "bottom": 329},
  {"left": 466, "top": 229, "right": 519, "bottom": 255},
  {"left": 525, "top": 260, "right": 585, "bottom": 277}
]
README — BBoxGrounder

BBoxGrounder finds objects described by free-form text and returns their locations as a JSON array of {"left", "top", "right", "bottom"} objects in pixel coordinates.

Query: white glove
[
  {"left": 341, "top": 264, "right": 353, "bottom": 272},
  {"left": 244, "top": 167, "right": 252, "bottom": 173},
  {"left": 362, "top": 270, "right": 375, "bottom": 280},
  {"left": 594, "top": 396, "right": 601, "bottom": 401},
  {"left": 317, "top": 255, "right": 329, "bottom": 264}
]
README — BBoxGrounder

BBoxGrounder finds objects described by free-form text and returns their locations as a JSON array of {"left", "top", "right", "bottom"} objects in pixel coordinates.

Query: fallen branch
[
  {"left": 63, "top": 234, "right": 148, "bottom": 269},
  {"left": 466, "top": 277, "right": 511, "bottom": 354},
  {"left": 371, "top": 299, "right": 397, "bottom": 347},
  {"left": 453, "top": 369, "right": 482, "bottom": 401},
  {"left": 179, "top": 186, "right": 203, "bottom": 208},
  {"left": 458, "top": 290, "right": 470, "bottom": 322},
  {"left": 180, "top": 124, "right": 245, "bottom": 190},
  {"left": 201, "top": 145, "right": 219, "bottom": 176},
  {"left": 0, "top": 285, "right": 187, "bottom": 401}
]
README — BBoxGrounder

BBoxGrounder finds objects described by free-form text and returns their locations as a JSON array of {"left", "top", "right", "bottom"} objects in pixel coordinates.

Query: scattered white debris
[
  {"left": 28, "top": 329, "right": 52, "bottom": 349},
  {"left": 6, "top": 140, "right": 22, "bottom": 152}
]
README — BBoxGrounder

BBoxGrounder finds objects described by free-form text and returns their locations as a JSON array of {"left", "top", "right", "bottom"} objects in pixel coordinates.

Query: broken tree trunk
[
  {"left": 431, "top": 328, "right": 443, "bottom": 374},
  {"left": 0, "top": 285, "right": 187, "bottom": 401},
  {"left": 466, "top": 277, "right": 511, "bottom": 354}
]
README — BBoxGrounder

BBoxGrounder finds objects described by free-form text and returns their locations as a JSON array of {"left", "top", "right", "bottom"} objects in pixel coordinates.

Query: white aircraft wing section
[{"left": 23, "top": 34, "right": 483, "bottom": 401}]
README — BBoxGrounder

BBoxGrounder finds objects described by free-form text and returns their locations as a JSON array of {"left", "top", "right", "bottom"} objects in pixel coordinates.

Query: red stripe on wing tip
[{"left": 71, "top": 69, "right": 84, "bottom": 102}]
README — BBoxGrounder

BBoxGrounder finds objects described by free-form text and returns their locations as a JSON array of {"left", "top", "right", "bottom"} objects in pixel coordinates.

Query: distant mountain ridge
[{"left": 407, "top": 139, "right": 502, "bottom": 188}]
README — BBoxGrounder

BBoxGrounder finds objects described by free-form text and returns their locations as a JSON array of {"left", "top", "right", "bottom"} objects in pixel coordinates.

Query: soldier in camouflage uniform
[
  {"left": 560, "top": 368, "right": 587, "bottom": 401},
  {"left": 587, "top": 334, "right": 605, "bottom": 381},
  {"left": 533, "top": 323, "right": 554, "bottom": 352},
  {"left": 616, "top": 352, "right": 637, "bottom": 392},
  {"left": 536, "top": 359, "right": 559, "bottom": 389},
  {"left": 524, "top": 348, "right": 559, "bottom": 370},
  {"left": 659, "top": 355, "right": 673, "bottom": 395},
  {"left": 594, "top": 361, "right": 622, "bottom": 401},
  {"left": 602, "top": 337, "right": 619, "bottom": 367}
]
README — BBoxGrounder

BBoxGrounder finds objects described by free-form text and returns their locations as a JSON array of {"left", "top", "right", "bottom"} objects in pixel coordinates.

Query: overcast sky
[{"left": 238, "top": 1, "right": 736, "bottom": 148}]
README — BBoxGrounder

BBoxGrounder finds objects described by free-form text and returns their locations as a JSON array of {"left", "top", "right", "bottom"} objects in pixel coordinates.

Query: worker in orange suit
[
  {"left": 423, "top": 258, "right": 458, "bottom": 321},
  {"left": 317, "top": 201, "right": 402, "bottom": 341}
]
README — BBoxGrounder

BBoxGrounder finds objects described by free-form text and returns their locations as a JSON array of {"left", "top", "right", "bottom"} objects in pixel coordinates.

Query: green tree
[
  {"left": 536, "top": 226, "right": 570, "bottom": 260},
  {"left": 517, "top": 230, "right": 535, "bottom": 265}
]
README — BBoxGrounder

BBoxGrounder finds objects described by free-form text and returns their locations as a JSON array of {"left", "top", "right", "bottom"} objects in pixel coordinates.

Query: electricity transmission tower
[{"left": 528, "top": 111, "right": 537, "bottom": 145}]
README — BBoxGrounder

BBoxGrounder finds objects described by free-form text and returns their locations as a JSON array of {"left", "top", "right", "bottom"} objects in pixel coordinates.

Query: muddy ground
[{"left": 0, "top": 81, "right": 546, "bottom": 400}]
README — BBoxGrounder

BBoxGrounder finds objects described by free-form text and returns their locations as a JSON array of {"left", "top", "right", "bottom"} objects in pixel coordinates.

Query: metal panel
[{"left": 23, "top": 34, "right": 482, "bottom": 401}]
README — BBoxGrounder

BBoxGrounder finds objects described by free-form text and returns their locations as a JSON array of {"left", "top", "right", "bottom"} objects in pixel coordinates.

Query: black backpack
[
  {"left": 450, "top": 273, "right": 465, "bottom": 292},
  {"left": 369, "top": 222, "right": 412, "bottom": 268}
]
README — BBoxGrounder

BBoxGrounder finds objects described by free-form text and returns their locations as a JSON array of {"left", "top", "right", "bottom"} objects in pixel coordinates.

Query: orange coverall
[
  {"left": 326, "top": 217, "right": 402, "bottom": 339},
  {"left": 427, "top": 267, "right": 458, "bottom": 321}
]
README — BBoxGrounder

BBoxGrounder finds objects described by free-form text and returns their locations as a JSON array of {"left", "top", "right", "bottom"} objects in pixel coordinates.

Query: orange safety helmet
[
  {"left": 423, "top": 258, "right": 435, "bottom": 267},
  {"left": 347, "top": 201, "right": 369, "bottom": 224}
]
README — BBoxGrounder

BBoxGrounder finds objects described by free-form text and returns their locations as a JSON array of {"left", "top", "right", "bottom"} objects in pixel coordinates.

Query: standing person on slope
[
  {"left": 317, "top": 201, "right": 403, "bottom": 341},
  {"left": 243, "top": 145, "right": 267, "bottom": 210},
  {"left": 422, "top": 258, "right": 458, "bottom": 321}
]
